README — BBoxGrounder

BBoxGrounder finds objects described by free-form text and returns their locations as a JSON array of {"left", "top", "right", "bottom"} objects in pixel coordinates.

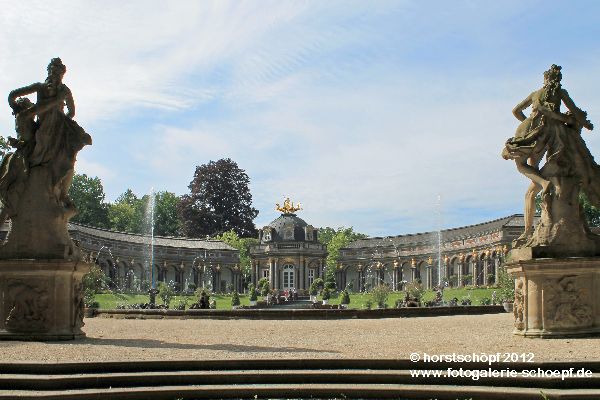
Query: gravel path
[{"left": 0, "top": 314, "right": 598, "bottom": 363}]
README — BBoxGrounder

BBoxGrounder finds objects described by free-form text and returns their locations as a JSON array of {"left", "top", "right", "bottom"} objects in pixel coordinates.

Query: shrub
[
  {"left": 371, "top": 284, "right": 391, "bottom": 308},
  {"left": 312, "top": 278, "right": 324, "bottom": 290},
  {"left": 248, "top": 284, "right": 258, "bottom": 301},
  {"left": 83, "top": 265, "right": 107, "bottom": 293},
  {"left": 260, "top": 283, "right": 270, "bottom": 297},
  {"left": 404, "top": 281, "right": 425, "bottom": 302},
  {"left": 309, "top": 282, "right": 319, "bottom": 296},
  {"left": 340, "top": 290, "right": 350, "bottom": 305},
  {"left": 480, "top": 297, "right": 491, "bottom": 305},
  {"left": 321, "top": 288, "right": 331, "bottom": 300},
  {"left": 175, "top": 298, "right": 188, "bottom": 310},
  {"left": 231, "top": 291, "right": 241, "bottom": 307},
  {"left": 157, "top": 281, "right": 175, "bottom": 306},
  {"left": 187, "top": 282, "right": 197, "bottom": 292},
  {"left": 498, "top": 267, "right": 515, "bottom": 302},
  {"left": 257, "top": 277, "right": 269, "bottom": 291}
]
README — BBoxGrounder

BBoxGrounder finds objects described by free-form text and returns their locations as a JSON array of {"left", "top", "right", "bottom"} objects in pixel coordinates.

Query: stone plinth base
[
  {"left": 0, "top": 259, "right": 91, "bottom": 340},
  {"left": 505, "top": 257, "right": 600, "bottom": 338}
]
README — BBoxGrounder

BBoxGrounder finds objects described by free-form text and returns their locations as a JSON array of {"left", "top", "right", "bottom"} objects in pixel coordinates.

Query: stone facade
[
  {"left": 250, "top": 213, "right": 327, "bottom": 290},
  {"left": 337, "top": 215, "right": 531, "bottom": 291},
  {"left": 0, "top": 222, "right": 241, "bottom": 293}
]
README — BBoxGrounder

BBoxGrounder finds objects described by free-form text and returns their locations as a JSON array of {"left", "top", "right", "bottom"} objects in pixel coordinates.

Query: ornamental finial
[{"left": 275, "top": 197, "right": 302, "bottom": 214}]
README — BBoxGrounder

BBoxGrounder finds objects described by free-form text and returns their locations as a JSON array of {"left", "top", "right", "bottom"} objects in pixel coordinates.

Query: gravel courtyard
[{"left": 1, "top": 313, "right": 598, "bottom": 363}]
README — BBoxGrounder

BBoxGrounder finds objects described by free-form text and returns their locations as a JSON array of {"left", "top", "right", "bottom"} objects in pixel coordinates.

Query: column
[
  {"left": 494, "top": 256, "right": 500, "bottom": 285},
  {"left": 300, "top": 257, "right": 305, "bottom": 290},
  {"left": 458, "top": 262, "right": 463, "bottom": 287},
  {"left": 483, "top": 257, "right": 489, "bottom": 287},
  {"left": 269, "top": 258, "right": 274, "bottom": 289}
]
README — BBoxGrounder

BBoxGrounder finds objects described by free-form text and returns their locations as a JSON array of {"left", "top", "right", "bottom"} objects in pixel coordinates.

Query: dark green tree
[
  {"left": 319, "top": 227, "right": 368, "bottom": 290},
  {"left": 153, "top": 191, "right": 181, "bottom": 236},
  {"left": 178, "top": 159, "right": 258, "bottom": 238},
  {"left": 68, "top": 174, "right": 110, "bottom": 228},
  {"left": 108, "top": 189, "right": 141, "bottom": 232},
  {"left": 108, "top": 189, "right": 181, "bottom": 236},
  {"left": 215, "top": 230, "right": 259, "bottom": 280}
]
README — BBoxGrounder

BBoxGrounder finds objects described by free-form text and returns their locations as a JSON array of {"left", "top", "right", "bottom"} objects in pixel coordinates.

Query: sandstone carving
[
  {"left": 5, "top": 280, "right": 50, "bottom": 332},
  {"left": 0, "top": 57, "right": 92, "bottom": 260},
  {"left": 513, "top": 278, "right": 524, "bottom": 330},
  {"left": 544, "top": 276, "right": 592, "bottom": 329},
  {"left": 502, "top": 64, "right": 596, "bottom": 256}
]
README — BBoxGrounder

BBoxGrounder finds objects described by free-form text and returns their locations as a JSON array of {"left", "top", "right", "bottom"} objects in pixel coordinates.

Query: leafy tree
[
  {"left": 108, "top": 189, "right": 141, "bottom": 232},
  {"left": 318, "top": 227, "right": 368, "bottom": 290},
  {"left": 178, "top": 159, "right": 258, "bottom": 238},
  {"left": 153, "top": 191, "right": 181, "bottom": 236},
  {"left": 108, "top": 189, "right": 181, "bottom": 235},
  {"left": 216, "top": 230, "right": 259, "bottom": 280},
  {"left": 69, "top": 174, "right": 110, "bottom": 228}
]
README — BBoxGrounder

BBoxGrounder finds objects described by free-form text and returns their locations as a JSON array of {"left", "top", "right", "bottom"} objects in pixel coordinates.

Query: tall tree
[
  {"left": 319, "top": 227, "right": 368, "bottom": 289},
  {"left": 68, "top": 174, "right": 110, "bottom": 228},
  {"left": 215, "top": 229, "right": 259, "bottom": 280},
  {"left": 108, "top": 189, "right": 141, "bottom": 233},
  {"left": 153, "top": 191, "right": 181, "bottom": 236},
  {"left": 178, "top": 159, "right": 258, "bottom": 238},
  {"left": 108, "top": 189, "right": 181, "bottom": 236}
]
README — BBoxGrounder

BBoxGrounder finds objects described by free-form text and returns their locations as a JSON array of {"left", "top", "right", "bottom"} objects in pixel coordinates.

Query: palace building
[
  {"left": 0, "top": 209, "right": 528, "bottom": 293},
  {"left": 249, "top": 198, "right": 327, "bottom": 291},
  {"left": 337, "top": 215, "right": 529, "bottom": 291}
]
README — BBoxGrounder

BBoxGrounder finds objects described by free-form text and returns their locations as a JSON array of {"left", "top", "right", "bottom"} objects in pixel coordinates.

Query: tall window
[
  {"left": 283, "top": 264, "right": 294, "bottom": 289},
  {"left": 308, "top": 268, "right": 315, "bottom": 286},
  {"left": 261, "top": 269, "right": 270, "bottom": 279}
]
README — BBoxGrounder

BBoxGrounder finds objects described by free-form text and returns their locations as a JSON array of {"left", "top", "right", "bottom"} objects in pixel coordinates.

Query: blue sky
[{"left": 1, "top": 0, "right": 599, "bottom": 236}]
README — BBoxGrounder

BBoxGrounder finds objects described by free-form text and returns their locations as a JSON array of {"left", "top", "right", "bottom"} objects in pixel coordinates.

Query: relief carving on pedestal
[
  {"left": 5, "top": 280, "right": 50, "bottom": 332},
  {"left": 544, "top": 276, "right": 593, "bottom": 329},
  {"left": 73, "top": 279, "right": 85, "bottom": 329},
  {"left": 514, "top": 278, "right": 524, "bottom": 330}
]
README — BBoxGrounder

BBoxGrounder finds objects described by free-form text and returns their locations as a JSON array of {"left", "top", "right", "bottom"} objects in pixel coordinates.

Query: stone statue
[
  {"left": 502, "top": 64, "right": 597, "bottom": 256},
  {"left": 0, "top": 59, "right": 92, "bottom": 340},
  {"left": 0, "top": 57, "right": 92, "bottom": 260}
]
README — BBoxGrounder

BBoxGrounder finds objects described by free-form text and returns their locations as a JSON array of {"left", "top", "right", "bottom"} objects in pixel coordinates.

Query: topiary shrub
[
  {"left": 231, "top": 291, "right": 241, "bottom": 307},
  {"left": 340, "top": 290, "right": 350, "bottom": 305},
  {"left": 321, "top": 288, "right": 331, "bottom": 301},
  {"left": 248, "top": 284, "right": 258, "bottom": 302}
]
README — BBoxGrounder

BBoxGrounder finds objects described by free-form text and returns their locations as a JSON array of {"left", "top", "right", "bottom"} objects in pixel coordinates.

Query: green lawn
[{"left": 94, "top": 287, "right": 497, "bottom": 310}]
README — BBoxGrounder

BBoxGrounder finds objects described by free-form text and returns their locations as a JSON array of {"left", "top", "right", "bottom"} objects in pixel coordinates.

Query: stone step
[
  {"left": 1, "top": 369, "right": 599, "bottom": 390},
  {"left": 2, "top": 383, "right": 600, "bottom": 400},
  {"left": 1, "top": 359, "right": 598, "bottom": 399}
]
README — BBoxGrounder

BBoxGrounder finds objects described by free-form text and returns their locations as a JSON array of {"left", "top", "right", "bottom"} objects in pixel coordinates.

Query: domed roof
[
  {"left": 268, "top": 213, "right": 308, "bottom": 231},
  {"left": 262, "top": 213, "right": 314, "bottom": 242}
]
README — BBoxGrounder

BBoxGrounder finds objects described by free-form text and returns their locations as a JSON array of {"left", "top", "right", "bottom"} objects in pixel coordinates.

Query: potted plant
[
  {"left": 498, "top": 267, "right": 515, "bottom": 312},
  {"left": 309, "top": 282, "right": 318, "bottom": 302},
  {"left": 261, "top": 282, "right": 270, "bottom": 301},
  {"left": 321, "top": 288, "right": 331, "bottom": 305},
  {"left": 231, "top": 291, "right": 241, "bottom": 309},
  {"left": 248, "top": 284, "right": 258, "bottom": 306},
  {"left": 339, "top": 290, "right": 350, "bottom": 309}
]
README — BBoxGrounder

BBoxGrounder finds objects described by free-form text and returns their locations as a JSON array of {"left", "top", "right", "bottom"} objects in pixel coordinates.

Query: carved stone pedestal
[
  {"left": 506, "top": 256, "right": 600, "bottom": 338},
  {"left": 0, "top": 259, "right": 91, "bottom": 340}
]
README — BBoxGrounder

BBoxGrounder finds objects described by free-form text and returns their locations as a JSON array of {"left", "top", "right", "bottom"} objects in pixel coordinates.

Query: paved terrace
[{"left": 0, "top": 314, "right": 598, "bottom": 363}]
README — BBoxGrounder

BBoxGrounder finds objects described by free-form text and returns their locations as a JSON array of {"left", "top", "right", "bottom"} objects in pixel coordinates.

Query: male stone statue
[
  {"left": 0, "top": 58, "right": 92, "bottom": 340},
  {"left": 0, "top": 57, "right": 91, "bottom": 259},
  {"left": 502, "top": 64, "right": 596, "bottom": 256}
]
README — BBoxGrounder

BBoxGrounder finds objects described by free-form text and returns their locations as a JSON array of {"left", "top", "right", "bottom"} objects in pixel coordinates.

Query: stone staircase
[{"left": 0, "top": 359, "right": 598, "bottom": 399}]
